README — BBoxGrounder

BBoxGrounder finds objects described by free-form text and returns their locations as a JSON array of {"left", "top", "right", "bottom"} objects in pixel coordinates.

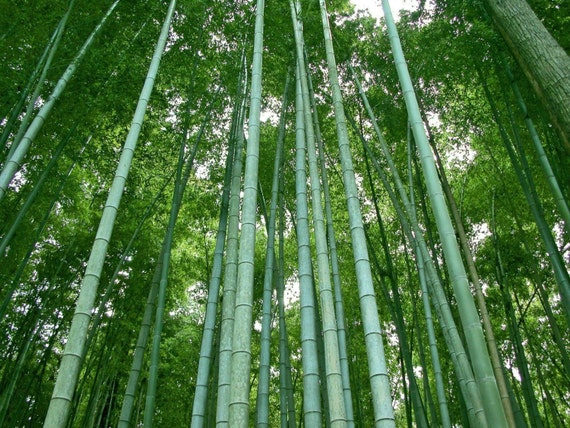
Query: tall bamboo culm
[
  {"left": 380, "top": 1, "right": 507, "bottom": 426},
  {"left": 42, "top": 1, "right": 176, "bottom": 426},
  {"left": 227, "top": 0, "right": 266, "bottom": 424},
  {"left": 318, "top": 0, "right": 396, "bottom": 425}
]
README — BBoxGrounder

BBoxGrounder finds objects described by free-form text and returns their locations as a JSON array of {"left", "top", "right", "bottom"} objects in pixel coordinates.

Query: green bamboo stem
[
  {"left": 306, "top": 66, "right": 354, "bottom": 427},
  {"left": 491, "top": 203, "right": 540, "bottom": 427},
  {"left": 216, "top": 83, "right": 247, "bottom": 427},
  {"left": 0, "top": 128, "right": 85, "bottom": 257},
  {"left": 43, "top": 2, "right": 174, "bottom": 425},
  {"left": 367, "top": 150, "right": 429, "bottom": 428},
  {"left": 380, "top": 1, "right": 507, "bottom": 425},
  {"left": 318, "top": 1, "right": 395, "bottom": 425},
  {"left": 277, "top": 162, "right": 297, "bottom": 428},
  {"left": 481, "top": 73, "right": 570, "bottom": 329},
  {"left": 345, "top": 106, "right": 475, "bottom": 426},
  {"left": 293, "top": 60, "right": 322, "bottom": 427},
  {"left": 356, "top": 121, "right": 485, "bottom": 425},
  {"left": 404, "top": 127, "right": 451, "bottom": 428},
  {"left": 5, "top": 0, "right": 75, "bottom": 163},
  {"left": 501, "top": 58, "right": 570, "bottom": 235},
  {"left": 0, "top": 318, "right": 39, "bottom": 424},
  {"left": 0, "top": 137, "right": 86, "bottom": 320},
  {"left": 117, "top": 258, "right": 162, "bottom": 428},
  {"left": 119, "top": 109, "right": 205, "bottom": 427},
  {"left": 255, "top": 70, "right": 289, "bottom": 427},
  {"left": 0, "top": 7, "right": 68, "bottom": 152},
  {"left": 0, "top": 0, "right": 120, "bottom": 203},
  {"left": 191, "top": 105, "right": 234, "bottom": 428},
  {"left": 421, "top": 119, "right": 515, "bottom": 426},
  {"left": 144, "top": 116, "right": 187, "bottom": 427},
  {"left": 290, "top": 3, "right": 346, "bottom": 425},
  {"left": 144, "top": 77, "right": 216, "bottom": 428},
  {"left": 227, "top": 0, "right": 265, "bottom": 422},
  {"left": 60, "top": 162, "right": 169, "bottom": 425}
]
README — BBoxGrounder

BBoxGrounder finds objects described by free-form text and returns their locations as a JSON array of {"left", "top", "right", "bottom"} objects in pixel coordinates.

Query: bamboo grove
[{"left": 0, "top": 0, "right": 569, "bottom": 426}]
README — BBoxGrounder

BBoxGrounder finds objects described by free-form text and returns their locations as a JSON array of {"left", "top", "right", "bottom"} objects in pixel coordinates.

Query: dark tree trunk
[{"left": 484, "top": 0, "right": 570, "bottom": 152}]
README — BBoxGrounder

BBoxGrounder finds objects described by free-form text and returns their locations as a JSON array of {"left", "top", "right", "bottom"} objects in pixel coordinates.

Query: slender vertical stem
[
  {"left": 0, "top": 0, "right": 121, "bottom": 203},
  {"left": 191, "top": 99, "right": 234, "bottom": 428},
  {"left": 2, "top": 0, "right": 74, "bottom": 157},
  {"left": 293, "top": 60, "right": 323, "bottom": 427},
  {"left": 255, "top": 70, "right": 289, "bottom": 427},
  {"left": 318, "top": 0, "right": 395, "bottom": 425},
  {"left": 308, "top": 62, "right": 354, "bottom": 428},
  {"left": 43, "top": 2, "right": 175, "bottom": 425},
  {"left": 290, "top": 3, "right": 346, "bottom": 425},
  {"left": 216, "top": 71, "right": 247, "bottom": 427},
  {"left": 380, "top": 1, "right": 506, "bottom": 425},
  {"left": 501, "top": 57, "right": 570, "bottom": 234},
  {"left": 228, "top": 0, "right": 266, "bottom": 423}
]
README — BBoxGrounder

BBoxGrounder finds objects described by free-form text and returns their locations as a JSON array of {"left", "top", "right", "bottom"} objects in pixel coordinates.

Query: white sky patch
[
  {"left": 445, "top": 139, "right": 477, "bottom": 172},
  {"left": 470, "top": 222, "right": 491, "bottom": 256},
  {"left": 350, "top": 0, "right": 421, "bottom": 20},
  {"left": 260, "top": 109, "right": 279, "bottom": 124},
  {"left": 285, "top": 272, "right": 300, "bottom": 307},
  {"left": 195, "top": 162, "right": 210, "bottom": 179},
  {"left": 553, "top": 221, "right": 570, "bottom": 263},
  {"left": 426, "top": 111, "right": 441, "bottom": 129}
]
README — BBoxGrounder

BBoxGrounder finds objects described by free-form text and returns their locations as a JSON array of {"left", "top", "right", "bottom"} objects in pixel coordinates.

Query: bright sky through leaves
[{"left": 351, "top": 0, "right": 420, "bottom": 19}]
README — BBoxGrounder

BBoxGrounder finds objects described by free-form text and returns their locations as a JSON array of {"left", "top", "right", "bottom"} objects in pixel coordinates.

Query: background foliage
[{"left": 0, "top": 0, "right": 568, "bottom": 426}]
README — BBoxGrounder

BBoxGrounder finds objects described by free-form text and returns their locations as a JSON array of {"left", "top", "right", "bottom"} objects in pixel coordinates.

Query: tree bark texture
[{"left": 485, "top": 0, "right": 570, "bottom": 152}]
